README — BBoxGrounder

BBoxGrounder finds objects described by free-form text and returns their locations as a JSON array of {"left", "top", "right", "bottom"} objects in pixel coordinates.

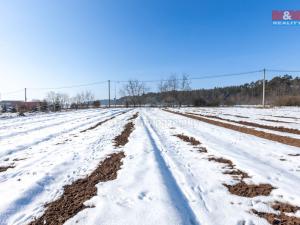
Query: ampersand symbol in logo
[{"left": 283, "top": 11, "right": 292, "bottom": 20}]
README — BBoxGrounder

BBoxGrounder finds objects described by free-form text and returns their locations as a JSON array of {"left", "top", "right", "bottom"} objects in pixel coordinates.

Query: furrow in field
[
  {"left": 0, "top": 109, "right": 128, "bottom": 158},
  {"left": 0, "top": 110, "right": 136, "bottom": 225},
  {"left": 0, "top": 109, "right": 106, "bottom": 132},
  {"left": 164, "top": 109, "right": 300, "bottom": 148},
  {"left": 27, "top": 112, "right": 138, "bottom": 225},
  {"left": 0, "top": 109, "right": 116, "bottom": 139},
  {"left": 144, "top": 109, "right": 300, "bottom": 224},
  {"left": 186, "top": 111, "right": 300, "bottom": 135}
]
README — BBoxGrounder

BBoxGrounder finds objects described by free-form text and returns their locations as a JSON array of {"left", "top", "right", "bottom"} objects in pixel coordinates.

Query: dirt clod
[
  {"left": 0, "top": 165, "right": 15, "bottom": 173},
  {"left": 223, "top": 169, "right": 250, "bottom": 179},
  {"left": 29, "top": 152, "right": 125, "bottom": 225},
  {"left": 252, "top": 209, "right": 300, "bottom": 225},
  {"left": 208, "top": 157, "right": 234, "bottom": 169},
  {"left": 164, "top": 110, "right": 300, "bottom": 148},
  {"left": 224, "top": 182, "right": 274, "bottom": 197},
  {"left": 128, "top": 112, "right": 139, "bottom": 121},
  {"left": 114, "top": 122, "right": 135, "bottom": 147},
  {"left": 272, "top": 201, "right": 300, "bottom": 213},
  {"left": 81, "top": 116, "right": 115, "bottom": 133},
  {"left": 288, "top": 154, "right": 300, "bottom": 157},
  {"left": 174, "top": 134, "right": 201, "bottom": 146}
]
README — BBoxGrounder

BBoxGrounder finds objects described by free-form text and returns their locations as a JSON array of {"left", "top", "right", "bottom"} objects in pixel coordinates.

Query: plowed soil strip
[
  {"left": 0, "top": 165, "right": 15, "bottom": 173},
  {"left": 174, "top": 134, "right": 201, "bottom": 145},
  {"left": 260, "top": 118, "right": 291, "bottom": 124},
  {"left": 127, "top": 112, "right": 139, "bottom": 121},
  {"left": 223, "top": 113, "right": 249, "bottom": 119},
  {"left": 28, "top": 152, "right": 125, "bottom": 225},
  {"left": 252, "top": 209, "right": 300, "bottom": 225},
  {"left": 272, "top": 201, "right": 300, "bottom": 213},
  {"left": 223, "top": 182, "right": 274, "bottom": 198},
  {"left": 164, "top": 109, "right": 300, "bottom": 148},
  {"left": 173, "top": 134, "right": 207, "bottom": 152},
  {"left": 187, "top": 112, "right": 300, "bottom": 135},
  {"left": 114, "top": 122, "right": 135, "bottom": 147},
  {"left": 80, "top": 111, "right": 127, "bottom": 133}
]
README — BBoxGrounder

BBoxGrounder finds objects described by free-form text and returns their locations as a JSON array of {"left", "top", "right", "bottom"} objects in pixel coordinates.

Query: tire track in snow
[{"left": 141, "top": 116, "right": 201, "bottom": 225}]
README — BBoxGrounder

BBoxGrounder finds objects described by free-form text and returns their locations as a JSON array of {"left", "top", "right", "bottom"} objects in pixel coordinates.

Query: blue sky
[{"left": 0, "top": 0, "right": 300, "bottom": 100}]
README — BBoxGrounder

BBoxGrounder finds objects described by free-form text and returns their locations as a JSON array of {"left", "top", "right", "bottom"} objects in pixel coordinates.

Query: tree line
[
  {"left": 119, "top": 74, "right": 300, "bottom": 107},
  {"left": 44, "top": 90, "right": 101, "bottom": 111}
]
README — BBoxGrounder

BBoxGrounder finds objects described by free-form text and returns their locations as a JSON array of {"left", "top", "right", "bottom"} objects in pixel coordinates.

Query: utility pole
[
  {"left": 114, "top": 81, "right": 117, "bottom": 108},
  {"left": 108, "top": 80, "right": 111, "bottom": 108},
  {"left": 25, "top": 88, "right": 27, "bottom": 102},
  {"left": 262, "top": 69, "right": 266, "bottom": 108}
]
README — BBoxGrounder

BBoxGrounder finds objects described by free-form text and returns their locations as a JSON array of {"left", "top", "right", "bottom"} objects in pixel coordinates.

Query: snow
[{"left": 0, "top": 107, "right": 299, "bottom": 225}]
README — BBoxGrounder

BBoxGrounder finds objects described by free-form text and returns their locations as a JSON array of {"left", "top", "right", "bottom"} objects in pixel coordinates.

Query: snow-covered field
[{"left": 0, "top": 107, "right": 299, "bottom": 225}]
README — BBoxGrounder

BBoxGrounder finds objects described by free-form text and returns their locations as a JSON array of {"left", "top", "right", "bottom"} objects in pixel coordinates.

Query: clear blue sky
[{"left": 0, "top": 0, "right": 300, "bottom": 100}]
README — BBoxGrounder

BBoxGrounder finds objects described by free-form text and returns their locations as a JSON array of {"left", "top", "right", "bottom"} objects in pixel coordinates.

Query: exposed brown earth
[
  {"left": 114, "top": 122, "right": 135, "bottom": 147},
  {"left": 223, "top": 113, "right": 249, "bottom": 118},
  {"left": 0, "top": 165, "right": 15, "bottom": 173},
  {"left": 186, "top": 112, "right": 300, "bottom": 135},
  {"left": 173, "top": 133, "right": 208, "bottom": 152},
  {"left": 223, "top": 169, "right": 250, "bottom": 180},
  {"left": 197, "top": 146, "right": 208, "bottom": 153},
  {"left": 223, "top": 182, "right": 274, "bottom": 197},
  {"left": 272, "top": 201, "right": 300, "bottom": 213},
  {"left": 174, "top": 134, "right": 201, "bottom": 145},
  {"left": 81, "top": 111, "right": 128, "bottom": 133},
  {"left": 273, "top": 115, "right": 300, "bottom": 120},
  {"left": 28, "top": 152, "right": 125, "bottom": 225},
  {"left": 208, "top": 157, "right": 250, "bottom": 180},
  {"left": 80, "top": 116, "right": 116, "bottom": 133},
  {"left": 252, "top": 209, "right": 300, "bottom": 225},
  {"left": 288, "top": 154, "right": 300, "bottom": 156},
  {"left": 260, "top": 118, "right": 291, "bottom": 124},
  {"left": 208, "top": 157, "right": 234, "bottom": 169},
  {"left": 128, "top": 112, "right": 139, "bottom": 121},
  {"left": 13, "top": 158, "right": 26, "bottom": 161},
  {"left": 163, "top": 109, "right": 300, "bottom": 148}
]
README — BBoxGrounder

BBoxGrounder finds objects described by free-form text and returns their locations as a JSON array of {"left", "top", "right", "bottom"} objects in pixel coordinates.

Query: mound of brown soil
[
  {"left": 252, "top": 209, "right": 300, "bottom": 225},
  {"left": 0, "top": 165, "right": 14, "bottom": 173},
  {"left": 164, "top": 110, "right": 300, "bottom": 148},
  {"left": 272, "top": 201, "right": 300, "bottom": 213},
  {"left": 224, "top": 182, "right": 274, "bottom": 197},
  {"left": 80, "top": 116, "right": 116, "bottom": 133},
  {"left": 114, "top": 122, "right": 135, "bottom": 147},
  {"left": 128, "top": 112, "right": 139, "bottom": 121},
  {"left": 29, "top": 152, "right": 125, "bottom": 225},
  {"left": 174, "top": 134, "right": 201, "bottom": 146},
  {"left": 208, "top": 157, "right": 234, "bottom": 169},
  {"left": 223, "top": 169, "right": 250, "bottom": 179}
]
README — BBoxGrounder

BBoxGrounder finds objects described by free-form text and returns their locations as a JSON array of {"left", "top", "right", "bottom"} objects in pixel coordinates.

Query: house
[{"left": 0, "top": 100, "right": 41, "bottom": 112}]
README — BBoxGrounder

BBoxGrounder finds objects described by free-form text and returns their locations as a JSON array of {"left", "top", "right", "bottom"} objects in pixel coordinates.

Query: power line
[
  {"left": 1, "top": 89, "right": 24, "bottom": 95},
  {"left": 266, "top": 69, "right": 300, "bottom": 73},
  {"left": 113, "top": 69, "right": 263, "bottom": 83},
  {"left": 2, "top": 68, "right": 299, "bottom": 94},
  {"left": 29, "top": 80, "right": 107, "bottom": 91}
]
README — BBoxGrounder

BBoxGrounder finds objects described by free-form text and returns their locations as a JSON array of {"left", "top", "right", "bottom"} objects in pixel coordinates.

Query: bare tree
[
  {"left": 120, "top": 80, "right": 147, "bottom": 107},
  {"left": 72, "top": 90, "right": 95, "bottom": 108},
  {"left": 178, "top": 74, "right": 191, "bottom": 107},
  {"left": 46, "top": 91, "right": 70, "bottom": 111},
  {"left": 157, "top": 74, "right": 191, "bottom": 107}
]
